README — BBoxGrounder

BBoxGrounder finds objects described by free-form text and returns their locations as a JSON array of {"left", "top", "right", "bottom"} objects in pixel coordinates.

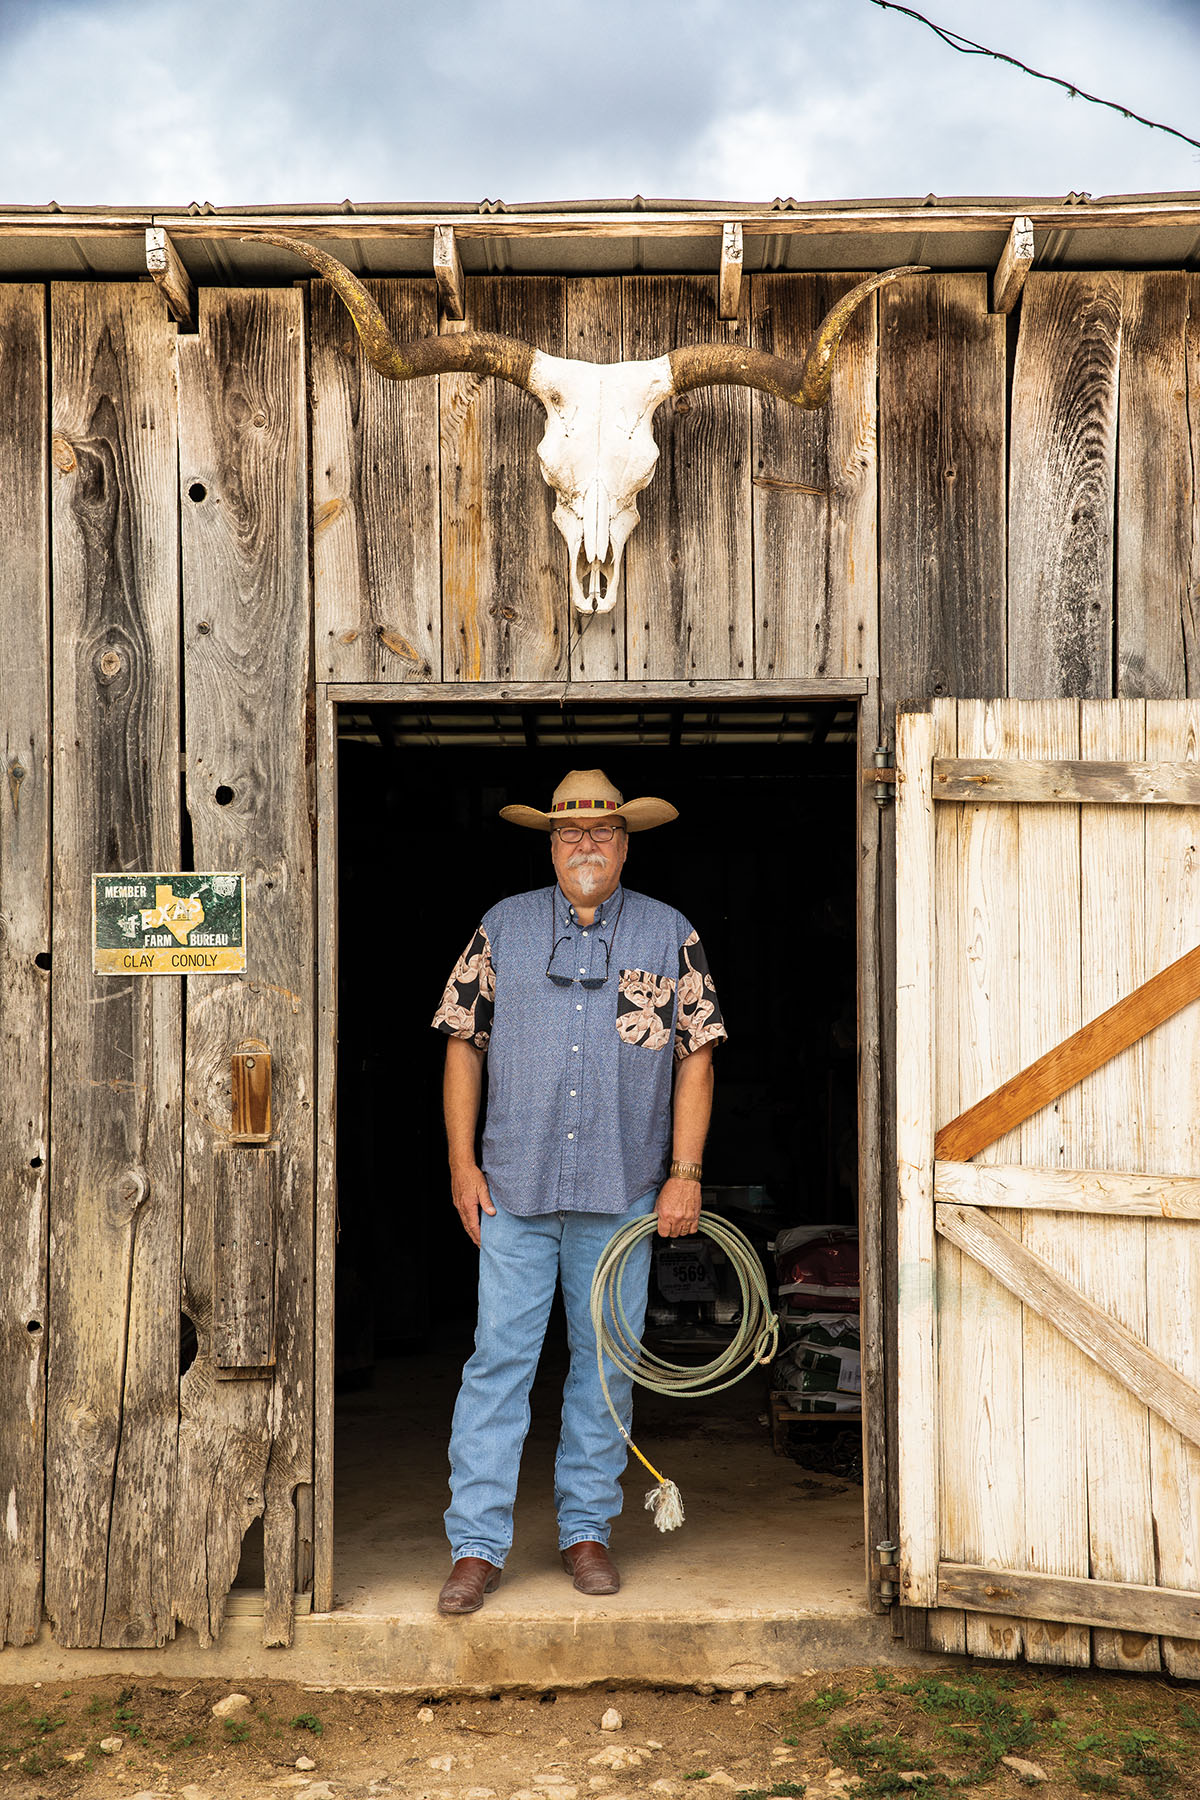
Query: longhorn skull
[{"left": 254, "top": 233, "right": 926, "bottom": 613}]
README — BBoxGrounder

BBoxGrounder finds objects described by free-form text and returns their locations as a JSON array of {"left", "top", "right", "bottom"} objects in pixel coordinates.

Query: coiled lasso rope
[{"left": 590, "top": 1209, "right": 779, "bottom": 1532}]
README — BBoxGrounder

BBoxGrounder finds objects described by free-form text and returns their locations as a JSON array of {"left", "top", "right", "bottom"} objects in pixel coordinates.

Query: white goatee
[{"left": 567, "top": 851, "right": 607, "bottom": 896}]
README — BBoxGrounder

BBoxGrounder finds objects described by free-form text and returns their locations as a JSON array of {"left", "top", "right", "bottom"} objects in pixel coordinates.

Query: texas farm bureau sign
[{"left": 92, "top": 872, "right": 246, "bottom": 973}]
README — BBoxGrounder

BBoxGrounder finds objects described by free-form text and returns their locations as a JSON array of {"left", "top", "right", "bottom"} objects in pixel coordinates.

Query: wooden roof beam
[
  {"left": 718, "top": 221, "right": 743, "bottom": 320},
  {"left": 145, "top": 226, "right": 195, "bottom": 327},
  {"left": 991, "top": 214, "right": 1034, "bottom": 314},
  {"left": 434, "top": 224, "right": 465, "bottom": 321}
]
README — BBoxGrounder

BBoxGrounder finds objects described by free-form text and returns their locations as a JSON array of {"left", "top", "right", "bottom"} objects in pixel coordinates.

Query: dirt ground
[{"left": 2, "top": 1664, "right": 1200, "bottom": 1800}]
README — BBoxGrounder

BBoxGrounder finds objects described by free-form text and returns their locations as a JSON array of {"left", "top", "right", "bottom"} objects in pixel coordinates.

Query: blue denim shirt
[{"left": 433, "top": 883, "right": 726, "bottom": 1216}]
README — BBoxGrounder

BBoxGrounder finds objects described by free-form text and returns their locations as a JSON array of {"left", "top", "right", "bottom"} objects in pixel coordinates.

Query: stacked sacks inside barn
[{"left": 770, "top": 1226, "right": 861, "bottom": 1415}]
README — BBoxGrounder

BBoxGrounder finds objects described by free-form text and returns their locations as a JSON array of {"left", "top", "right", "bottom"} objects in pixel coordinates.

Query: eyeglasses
[
  {"left": 545, "top": 886, "right": 625, "bottom": 989},
  {"left": 551, "top": 823, "right": 625, "bottom": 844},
  {"left": 546, "top": 931, "right": 615, "bottom": 989}
]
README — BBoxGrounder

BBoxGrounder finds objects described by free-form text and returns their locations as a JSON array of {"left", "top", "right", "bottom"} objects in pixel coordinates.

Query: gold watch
[{"left": 669, "top": 1160, "right": 703, "bottom": 1182}]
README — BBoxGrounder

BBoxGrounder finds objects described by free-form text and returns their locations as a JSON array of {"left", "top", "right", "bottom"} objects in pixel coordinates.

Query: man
[{"left": 430, "top": 769, "right": 727, "bottom": 1616}]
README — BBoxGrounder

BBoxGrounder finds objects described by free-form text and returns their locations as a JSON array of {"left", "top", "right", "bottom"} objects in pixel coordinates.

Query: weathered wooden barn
[{"left": 4, "top": 192, "right": 1200, "bottom": 1683}]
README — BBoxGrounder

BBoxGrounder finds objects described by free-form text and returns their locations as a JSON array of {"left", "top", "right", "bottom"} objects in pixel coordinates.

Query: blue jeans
[{"left": 444, "top": 1191, "right": 656, "bottom": 1566}]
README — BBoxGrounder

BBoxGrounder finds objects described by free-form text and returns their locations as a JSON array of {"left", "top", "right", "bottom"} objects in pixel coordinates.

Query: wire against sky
[{"left": 869, "top": 0, "right": 1200, "bottom": 155}]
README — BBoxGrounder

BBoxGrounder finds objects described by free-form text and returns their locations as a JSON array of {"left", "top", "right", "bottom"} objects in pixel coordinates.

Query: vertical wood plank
[
  {"left": 857, "top": 682, "right": 889, "bottom": 1606},
  {"left": 564, "top": 277, "right": 625, "bottom": 681},
  {"left": 441, "top": 277, "right": 566, "bottom": 681},
  {"left": 212, "top": 1146, "right": 278, "bottom": 1372},
  {"left": 623, "top": 276, "right": 753, "bottom": 680},
  {"left": 1144, "top": 700, "right": 1200, "bottom": 1678},
  {"left": 1116, "top": 275, "right": 1197, "bottom": 698},
  {"left": 895, "top": 708, "right": 938, "bottom": 1606},
  {"left": 0, "top": 285, "right": 50, "bottom": 1646},
  {"left": 1078, "top": 699, "right": 1160, "bottom": 1672},
  {"left": 1016, "top": 699, "right": 1091, "bottom": 1666},
  {"left": 314, "top": 687, "right": 338, "bottom": 1616},
  {"left": 46, "top": 284, "right": 182, "bottom": 1648},
  {"left": 177, "top": 287, "right": 313, "bottom": 1647},
  {"left": 926, "top": 698, "right": 967, "bottom": 1657},
  {"left": 751, "top": 274, "right": 878, "bottom": 680},
  {"left": 311, "top": 278, "right": 441, "bottom": 683},
  {"left": 1008, "top": 273, "right": 1122, "bottom": 699},
  {"left": 954, "top": 700, "right": 1027, "bottom": 1662},
  {"left": 879, "top": 274, "right": 1006, "bottom": 709}
]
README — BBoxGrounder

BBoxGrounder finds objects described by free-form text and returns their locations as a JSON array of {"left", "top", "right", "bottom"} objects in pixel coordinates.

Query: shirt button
[
  {"left": 579, "top": 967, "right": 586, "bottom": 974},
  {"left": 582, "top": 931, "right": 589, "bottom": 937},
  {"left": 567, "top": 1132, "right": 574, "bottom": 1139},
  {"left": 570, "top": 1089, "right": 577, "bottom": 1097},
  {"left": 572, "top": 1045, "right": 579, "bottom": 1052},
  {"left": 576, "top": 1003, "right": 583, "bottom": 1011}
]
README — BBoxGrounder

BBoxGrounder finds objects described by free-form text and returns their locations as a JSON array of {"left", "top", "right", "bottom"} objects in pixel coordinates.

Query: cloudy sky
[{"left": 0, "top": 0, "right": 1197, "bottom": 207}]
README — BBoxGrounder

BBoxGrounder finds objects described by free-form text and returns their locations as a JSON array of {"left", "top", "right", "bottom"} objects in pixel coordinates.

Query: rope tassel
[
  {"left": 644, "top": 1478, "right": 685, "bottom": 1532},
  {"left": 590, "top": 1210, "right": 779, "bottom": 1535}
]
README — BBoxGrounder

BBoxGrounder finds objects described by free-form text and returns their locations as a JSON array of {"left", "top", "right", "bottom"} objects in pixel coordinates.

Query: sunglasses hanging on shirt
[{"left": 546, "top": 887, "right": 625, "bottom": 989}]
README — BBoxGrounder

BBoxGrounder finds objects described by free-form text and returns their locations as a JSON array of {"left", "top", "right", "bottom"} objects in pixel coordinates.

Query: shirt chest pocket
[{"left": 616, "top": 968, "right": 675, "bottom": 1051}]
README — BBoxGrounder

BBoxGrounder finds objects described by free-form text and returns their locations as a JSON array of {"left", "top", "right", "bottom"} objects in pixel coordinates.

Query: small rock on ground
[
  {"left": 296, "top": 1756, "right": 317, "bottom": 1770},
  {"left": 600, "top": 1709, "right": 623, "bottom": 1732},
  {"left": 588, "top": 1748, "right": 649, "bottom": 1772},
  {"left": 212, "top": 1692, "right": 252, "bottom": 1718},
  {"left": 730, "top": 1693, "right": 747, "bottom": 1707},
  {"left": 99, "top": 1735, "right": 123, "bottom": 1754},
  {"left": 1001, "top": 1758, "right": 1048, "bottom": 1783},
  {"left": 180, "top": 1787, "right": 213, "bottom": 1800},
  {"left": 297, "top": 1785, "right": 336, "bottom": 1800},
  {"left": 417, "top": 1706, "right": 436, "bottom": 1723}
]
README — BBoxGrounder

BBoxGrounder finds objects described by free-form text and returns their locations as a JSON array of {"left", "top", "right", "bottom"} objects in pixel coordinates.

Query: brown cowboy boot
[
  {"left": 561, "top": 1541, "right": 620, "bottom": 1594},
  {"left": 437, "top": 1557, "right": 501, "bottom": 1615}
]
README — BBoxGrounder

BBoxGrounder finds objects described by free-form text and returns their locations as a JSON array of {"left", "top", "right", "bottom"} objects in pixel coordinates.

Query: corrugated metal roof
[{"left": 2, "top": 193, "right": 1200, "bottom": 280}]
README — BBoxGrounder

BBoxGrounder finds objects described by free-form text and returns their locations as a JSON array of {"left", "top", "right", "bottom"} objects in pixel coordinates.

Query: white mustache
[{"left": 566, "top": 851, "right": 606, "bottom": 868}]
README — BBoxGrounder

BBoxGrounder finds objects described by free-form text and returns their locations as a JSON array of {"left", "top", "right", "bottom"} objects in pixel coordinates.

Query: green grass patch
[
  {"left": 682, "top": 1770, "right": 711, "bottom": 1781},
  {"left": 894, "top": 1669, "right": 1036, "bottom": 1781},
  {"left": 291, "top": 1711, "right": 325, "bottom": 1736},
  {"left": 825, "top": 1723, "right": 939, "bottom": 1796},
  {"left": 784, "top": 1686, "right": 852, "bottom": 1730},
  {"left": 223, "top": 1718, "right": 252, "bottom": 1744},
  {"left": 19, "top": 1748, "right": 67, "bottom": 1777}
]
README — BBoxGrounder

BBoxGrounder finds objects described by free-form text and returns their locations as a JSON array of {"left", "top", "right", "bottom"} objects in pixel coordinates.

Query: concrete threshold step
[{"left": 3, "top": 1603, "right": 937, "bottom": 1692}]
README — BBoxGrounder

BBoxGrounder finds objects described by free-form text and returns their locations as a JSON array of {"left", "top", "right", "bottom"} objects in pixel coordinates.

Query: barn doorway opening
[{"left": 330, "top": 696, "right": 869, "bottom": 1621}]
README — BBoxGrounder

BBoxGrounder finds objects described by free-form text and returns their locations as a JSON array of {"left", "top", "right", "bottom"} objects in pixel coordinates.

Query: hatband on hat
[{"left": 499, "top": 768, "right": 677, "bottom": 833}]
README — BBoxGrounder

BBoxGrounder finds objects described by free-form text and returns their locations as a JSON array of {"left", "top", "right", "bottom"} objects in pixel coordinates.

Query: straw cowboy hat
[{"left": 500, "top": 769, "right": 677, "bottom": 833}]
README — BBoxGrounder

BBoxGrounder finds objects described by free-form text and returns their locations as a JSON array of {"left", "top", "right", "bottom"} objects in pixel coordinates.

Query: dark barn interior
[{"left": 322, "top": 699, "right": 866, "bottom": 1611}]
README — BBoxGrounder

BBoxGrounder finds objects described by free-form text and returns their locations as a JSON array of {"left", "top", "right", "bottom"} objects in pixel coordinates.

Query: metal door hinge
[
  {"left": 866, "top": 744, "right": 895, "bottom": 807},
  {"left": 875, "top": 1539, "right": 899, "bottom": 1603}
]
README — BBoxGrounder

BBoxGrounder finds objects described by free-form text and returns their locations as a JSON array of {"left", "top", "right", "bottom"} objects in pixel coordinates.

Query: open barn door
[{"left": 896, "top": 698, "right": 1200, "bottom": 1675}]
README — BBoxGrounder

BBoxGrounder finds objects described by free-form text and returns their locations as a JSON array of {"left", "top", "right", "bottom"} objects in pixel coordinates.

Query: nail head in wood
[
  {"left": 991, "top": 214, "right": 1034, "bottom": 314},
  {"left": 434, "top": 224, "right": 465, "bottom": 321},
  {"left": 145, "top": 226, "right": 196, "bottom": 328},
  {"left": 718, "top": 221, "right": 743, "bottom": 321}
]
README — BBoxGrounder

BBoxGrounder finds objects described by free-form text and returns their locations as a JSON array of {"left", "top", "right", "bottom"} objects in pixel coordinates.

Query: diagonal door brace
[
  {"left": 935, "top": 1203, "right": 1200, "bottom": 1450},
  {"left": 935, "top": 941, "right": 1200, "bottom": 1162}
]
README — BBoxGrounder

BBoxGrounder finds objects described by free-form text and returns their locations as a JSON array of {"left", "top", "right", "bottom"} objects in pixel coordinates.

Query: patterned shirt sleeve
[
  {"left": 675, "top": 929, "right": 728, "bottom": 1061},
  {"left": 432, "top": 925, "right": 495, "bottom": 1049}
]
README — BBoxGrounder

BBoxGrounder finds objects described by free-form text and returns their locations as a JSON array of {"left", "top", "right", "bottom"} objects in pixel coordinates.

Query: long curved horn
[
  {"left": 668, "top": 265, "right": 928, "bottom": 408},
  {"left": 246, "top": 232, "right": 538, "bottom": 389}
]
